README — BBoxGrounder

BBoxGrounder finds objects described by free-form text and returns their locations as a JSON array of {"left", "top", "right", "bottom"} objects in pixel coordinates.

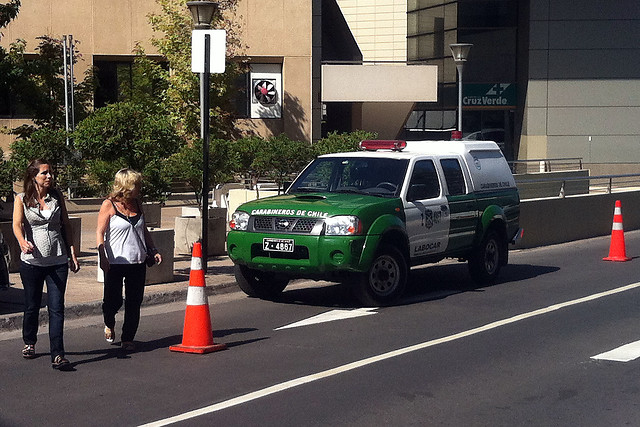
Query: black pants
[{"left": 102, "top": 263, "right": 146, "bottom": 342}]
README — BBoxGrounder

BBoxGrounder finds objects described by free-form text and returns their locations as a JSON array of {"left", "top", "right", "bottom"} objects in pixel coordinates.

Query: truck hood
[{"left": 238, "top": 193, "right": 401, "bottom": 219}]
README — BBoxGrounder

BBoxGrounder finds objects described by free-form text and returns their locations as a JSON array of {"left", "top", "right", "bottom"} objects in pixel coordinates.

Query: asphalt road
[{"left": 2, "top": 231, "right": 640, "bottom": 426}]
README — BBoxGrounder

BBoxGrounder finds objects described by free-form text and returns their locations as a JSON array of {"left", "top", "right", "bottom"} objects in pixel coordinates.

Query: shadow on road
[{"left": 272, "top": 262, "right": 560, "bottom": 308}]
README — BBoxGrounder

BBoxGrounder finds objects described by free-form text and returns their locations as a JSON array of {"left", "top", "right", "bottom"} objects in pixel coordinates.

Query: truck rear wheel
[
  {"left": 468, "top": 229, "right": 504, "bottom": 284},
  {"left": 355, "top": 245, "right": 407, "bottom": 306},
  {"left": 235, "top": 265, "right": 289, "bottom": 300}
]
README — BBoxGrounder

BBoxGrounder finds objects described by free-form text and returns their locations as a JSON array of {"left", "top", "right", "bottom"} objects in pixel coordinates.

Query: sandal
[
  {"left": 104, "top": 326, "right": 115, "bottom": 343},
  {"left": 52, "top": 355, "right": 71, "bottom": 370},
  {"left": 22, "top": 344, "right": 35, "bottom": 359}
]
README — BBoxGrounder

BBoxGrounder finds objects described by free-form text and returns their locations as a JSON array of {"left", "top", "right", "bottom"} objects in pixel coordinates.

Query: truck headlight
[
  {"left": 230, "top": 211, "right": 250, "bottom": 231},
  {"left": 325, "top": 216, "right": 361, "bottom": 235}
]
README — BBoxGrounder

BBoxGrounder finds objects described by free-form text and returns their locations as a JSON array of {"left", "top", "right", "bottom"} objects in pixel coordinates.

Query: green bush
[
  {"left": 165, "top": 138, "right": 237, "bottom": 210},
  {"left": 313, "top": 130, "right": 378, "bottom": 156},
  {"left": 8, "top": 128, "right": 82, "bottom": 193},
  {"left": 233, "top": 135, "right": 314, "bottom": 194},
  {"left": 73, "top": 101, "right": 182, "bottom": 200}
]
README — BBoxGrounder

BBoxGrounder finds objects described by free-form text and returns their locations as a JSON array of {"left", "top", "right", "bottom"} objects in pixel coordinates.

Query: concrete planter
[
  {"left": 97, "top": 228, "right": 175, "bottom": 285},
  {"left": 174, "top": 208, "right": 227, "bottom": 256},
  {"left": 0, "top": 217, "right": 81, "bottom": 273},
  {"left": 226, "top": 189, "right": 279, "bottom": 221},
  {"left": 142, "top": 202, "right": 162, "bottom": 228}
]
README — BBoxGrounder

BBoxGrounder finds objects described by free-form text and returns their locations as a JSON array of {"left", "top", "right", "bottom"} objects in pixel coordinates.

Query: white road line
[
  {"left": 139, "top": 281, "right": 640, "bottom": 427},
  {"left": 274, "top": 308, "right": 378, "bottom": 330},
  {"left": 591, "top": 340, "right": 640, "bottom": 362}
]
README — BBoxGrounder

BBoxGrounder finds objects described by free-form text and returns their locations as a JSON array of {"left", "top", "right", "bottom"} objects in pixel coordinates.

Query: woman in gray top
[{"left": 12, "top": 159, "right": 80, "bottom": 370}]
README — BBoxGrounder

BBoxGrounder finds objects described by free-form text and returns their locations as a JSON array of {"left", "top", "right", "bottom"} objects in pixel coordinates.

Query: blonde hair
[{"left": 109, "top": 168, "right": 142, "bottom": 202}]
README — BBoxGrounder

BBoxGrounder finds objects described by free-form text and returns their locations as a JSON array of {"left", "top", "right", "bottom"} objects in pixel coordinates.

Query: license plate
[{"left": 263, "top": 238, "right": 295, "bottom": 253}]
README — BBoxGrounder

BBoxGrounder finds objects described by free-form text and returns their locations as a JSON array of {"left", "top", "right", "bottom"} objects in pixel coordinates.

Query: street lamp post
[
  {"left": 187, "top": 1, "right": 219, "bottom": 268},
  {"left": 449, "top": 43, "right": 473, "bottom": 135}
]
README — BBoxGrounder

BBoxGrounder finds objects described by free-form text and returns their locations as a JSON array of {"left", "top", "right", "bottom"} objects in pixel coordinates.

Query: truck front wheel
[
  {"left": 235, "top": 264, "right": 289, "bottom": 300},
  {"left": 355, "top": 245, "right": 407, "bottom": 306},
  {"left": 468, "top": 229, "right": 504, "bottom": 284}
]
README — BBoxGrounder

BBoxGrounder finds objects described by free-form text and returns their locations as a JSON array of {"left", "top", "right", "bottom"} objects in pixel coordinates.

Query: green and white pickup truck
[{"left": 227, "top": 139, "right": 521, "bottom": 305}]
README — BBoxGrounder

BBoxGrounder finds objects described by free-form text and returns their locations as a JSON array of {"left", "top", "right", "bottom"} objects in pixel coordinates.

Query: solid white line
[
  {"left": 139, "top": 281, "right": 640, "bottom": 427},
  {"left": 591, "top": 339, "right": 640, "bottom": 362}
]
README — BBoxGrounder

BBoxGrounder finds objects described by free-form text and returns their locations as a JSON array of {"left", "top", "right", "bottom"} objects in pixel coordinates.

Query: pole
[
  {"left": 69, "top": 35, "right": 75, "bottom": 131},
  {"left": 63, "top": 36, "right": 70, "bottom": 140},
  {"left": 456, "top": 63, "right": 463, "bottom": 132},
  {"left": 201, "top": 33, "right": 211, "bottom": 268},
  {"left": 62, "top": 36, "right": 71, "bottom": 197}
]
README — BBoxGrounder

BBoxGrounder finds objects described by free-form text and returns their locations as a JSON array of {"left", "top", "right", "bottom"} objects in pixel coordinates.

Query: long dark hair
[{"left": 22, "top": 158, "right": 55, "bottom": 208}]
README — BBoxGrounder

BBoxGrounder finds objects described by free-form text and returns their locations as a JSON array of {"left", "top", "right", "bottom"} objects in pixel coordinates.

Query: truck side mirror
[{"left": 407, "top": 184, "right": 427, "bottom": 202}]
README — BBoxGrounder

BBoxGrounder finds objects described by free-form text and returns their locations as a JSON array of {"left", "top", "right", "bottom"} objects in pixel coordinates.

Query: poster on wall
[{"left": 250, "top": 64, "right": 282, "bottom": 119}]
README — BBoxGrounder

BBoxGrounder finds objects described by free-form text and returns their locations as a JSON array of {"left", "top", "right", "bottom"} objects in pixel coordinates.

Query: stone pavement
[{"left": 0, "top": 207, "right": 238, "bottom": 333}]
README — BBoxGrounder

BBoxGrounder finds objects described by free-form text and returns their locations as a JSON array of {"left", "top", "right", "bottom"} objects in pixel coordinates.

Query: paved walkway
[{"left": 0, "top": 207, "right": 238, "bottom": 332}]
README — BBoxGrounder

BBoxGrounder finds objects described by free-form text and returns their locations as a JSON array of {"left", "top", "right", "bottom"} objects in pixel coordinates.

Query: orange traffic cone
[
  {"left": 603, "top": 200, "right": 631, "bottom": 262},
  {"left": 170, "top": 242, "right": 227, "bottom": 354}
]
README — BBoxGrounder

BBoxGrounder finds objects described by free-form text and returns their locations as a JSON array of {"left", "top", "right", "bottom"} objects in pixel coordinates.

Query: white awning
[{"left": 321, "top": 64, "right": 438, "bottom": 103}]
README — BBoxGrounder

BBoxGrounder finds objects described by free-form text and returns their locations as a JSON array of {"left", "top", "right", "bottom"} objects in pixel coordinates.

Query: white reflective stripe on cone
[
  {"left": 615, "top": 207, "right": 622, "bottom": 215},
  {"left": 191, "top": 256, "right": 203, "bottom": 271},
  {"left": 186, "top": 286, "right": 207, "bottom": 306},
  {"left": 612, "top": 222, "right": 624, "bottom": 231}
]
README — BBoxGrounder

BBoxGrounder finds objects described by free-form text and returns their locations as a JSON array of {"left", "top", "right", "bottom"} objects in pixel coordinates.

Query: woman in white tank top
[{"left": 97, "top": 168, "right": 162, "bottom": 352}]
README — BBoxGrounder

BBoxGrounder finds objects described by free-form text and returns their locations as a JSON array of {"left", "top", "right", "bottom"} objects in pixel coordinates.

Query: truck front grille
[{"left": 252, "top": 216, "right": 322, "bottom": 234}]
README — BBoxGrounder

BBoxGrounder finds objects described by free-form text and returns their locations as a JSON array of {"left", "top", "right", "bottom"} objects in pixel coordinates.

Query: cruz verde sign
[{"left": 463, "top": 83, "right": 516, "bottom": 108}]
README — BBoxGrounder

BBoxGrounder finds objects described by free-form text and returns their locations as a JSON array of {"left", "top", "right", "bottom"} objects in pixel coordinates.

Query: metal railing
[
  {"left": 517, "top": 173, "right": 640, "bottom": 199},
  {"left": 509, "top": 158, "right": 583, "bottom": 174}
]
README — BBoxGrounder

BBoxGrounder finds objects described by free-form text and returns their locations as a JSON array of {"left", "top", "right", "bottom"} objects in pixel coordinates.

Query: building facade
[
  {"left": 2, "top": 0, "right": 638, "bottom": 174},
  {"left": 405, "top": 0, "right": 640, "bottom": 171}
]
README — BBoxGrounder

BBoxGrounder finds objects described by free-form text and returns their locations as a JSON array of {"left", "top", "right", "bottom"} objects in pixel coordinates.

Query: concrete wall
[
  {"left": 0, "top": 0, "right": 162, "bottom": 152},
  {"left": 522, "top": 0, "right": 640, "bottom": 167},
  {"left": 514, "top": 170, "right": 590, "bottom": 199},
  {"left": 336, "top": 0, "right": 407, "bottom": 62},
  {"left": 515, "top": 190, "right": 640, "bottom": 249},
  {"left": 234, "top": 0, "right": 314, "bottom": 142}
]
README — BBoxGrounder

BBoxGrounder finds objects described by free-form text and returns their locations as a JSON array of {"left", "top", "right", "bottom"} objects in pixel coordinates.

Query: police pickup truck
[{"left": 227, "top": 139, "right": 520, "bottom": 305}]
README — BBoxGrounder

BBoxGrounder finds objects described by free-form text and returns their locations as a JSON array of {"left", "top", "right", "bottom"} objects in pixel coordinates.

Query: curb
[{"left": 0, "top": 280, "right": 238, "bottom": 333}]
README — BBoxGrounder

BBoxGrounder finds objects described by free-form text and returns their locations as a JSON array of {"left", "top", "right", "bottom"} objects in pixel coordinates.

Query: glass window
[
  {"left": 289, "top": 157, "right": 409, "bottom": 197},
  {"left": 458, "top": 0, "right": 517, "bottom": 27},
  {"left": 94, "top": 60, "right": 131, "bottom": 108},
  {"left": 407, "top": 160, "right": 441, "bottom": 200},
  {"left": 440, "top": 159, "right": 467, "bottom": 195}
]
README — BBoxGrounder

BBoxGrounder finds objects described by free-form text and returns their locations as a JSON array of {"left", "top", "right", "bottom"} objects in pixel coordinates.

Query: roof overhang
[{"left": 321, "top": 64, "right": 438, "bottom": 103}]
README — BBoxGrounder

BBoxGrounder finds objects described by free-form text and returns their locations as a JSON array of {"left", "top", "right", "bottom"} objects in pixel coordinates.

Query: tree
[
  {"left": 0, "top": 148, "right": 15, "bottom": 200},
  {"left": 2, "top": 36, "right": 94, "bottom": 137},
  {"left": 313, "top": 130, "right": 378, "bottom": 156},
  {"left": 257, "top": 135, "right": 314, "bottom": 192},
  {"left": 0, "top": 0, "right": 20, "bottom": 37},
  {"left": 165, "top": 138, "right": 237, "bottom": 210},
  {"left": 7, "top": 128, "right": 82, "bottom": 193},
  {"left": 147, "top": 0, "right": 247, "bottom": 141},
  {"left": 233, "top": 135, "right": 314, "bottom": 197},
  {"left": 73, "top": 101, "right": 182, "bottom": 200}
]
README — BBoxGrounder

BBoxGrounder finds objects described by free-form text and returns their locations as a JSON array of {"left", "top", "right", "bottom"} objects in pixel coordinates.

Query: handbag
[{"left": 124, "top": 203, "right": 156, "bottom": 268}]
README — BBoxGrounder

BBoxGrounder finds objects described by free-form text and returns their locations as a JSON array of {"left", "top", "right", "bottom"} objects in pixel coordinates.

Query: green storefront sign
[{"left": 463, "top": 83, "right": 516, "bottom": 107}]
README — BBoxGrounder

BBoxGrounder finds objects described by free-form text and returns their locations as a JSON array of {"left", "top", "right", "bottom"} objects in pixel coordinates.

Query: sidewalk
[{"left": 0, "top": 207, "right": 238, "bottom": 333}]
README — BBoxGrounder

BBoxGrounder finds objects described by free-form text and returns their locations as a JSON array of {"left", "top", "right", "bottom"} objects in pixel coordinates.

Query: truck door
[
  {"left": 440, "top": 158, "right": 478, "bottom": 252},
  {"left": 404, "top": 159, "right": 450, "bottom": 259}
]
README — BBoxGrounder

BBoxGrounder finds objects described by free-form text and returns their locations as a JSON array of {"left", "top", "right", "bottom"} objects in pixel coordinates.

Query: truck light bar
[{"left": 359, "top": 140, "right": 407, "bottom": 151}]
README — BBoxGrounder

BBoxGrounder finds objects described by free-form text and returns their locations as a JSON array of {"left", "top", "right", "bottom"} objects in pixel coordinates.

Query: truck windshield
[{"left": 289, "top": 157, "right": 409, "bottom": 197}]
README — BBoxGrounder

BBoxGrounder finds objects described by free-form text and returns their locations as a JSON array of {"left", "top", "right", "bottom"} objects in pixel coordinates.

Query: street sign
[
  {"left": 463, "top": 83, "right": 516, "bottom": 108},
  {"left": 191, "top": 29, "right": 226, "bottom": 73}
]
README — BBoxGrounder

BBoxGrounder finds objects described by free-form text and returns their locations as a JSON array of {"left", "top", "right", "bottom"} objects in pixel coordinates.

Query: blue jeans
[
  {"left": 102, "top": 263, "right": 146, "bottom": 342},
  {"left": 20, "top": 262, "right": 68, "bottom": 362}
]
